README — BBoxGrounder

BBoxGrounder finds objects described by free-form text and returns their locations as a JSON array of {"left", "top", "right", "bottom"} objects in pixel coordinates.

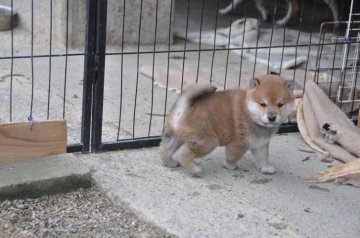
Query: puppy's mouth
[
  {"left": 258, "top": 121, "right": 280, "bottom": 128},
  {"left": 264, "top": 122, "right": 279, "bottom": 127}
]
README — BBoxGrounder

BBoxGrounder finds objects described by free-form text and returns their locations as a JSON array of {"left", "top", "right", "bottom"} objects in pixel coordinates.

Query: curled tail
[
  {"left": 171, "top": 84, "right": 217, "bottom": 129},
  {"left": 182, "top": 84, "right": 217, "bottom": 104}
]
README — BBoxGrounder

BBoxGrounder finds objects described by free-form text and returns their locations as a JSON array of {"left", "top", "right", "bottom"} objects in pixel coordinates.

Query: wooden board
[{"left": 0, "top": 120, "right": 67, "bottom": 163}]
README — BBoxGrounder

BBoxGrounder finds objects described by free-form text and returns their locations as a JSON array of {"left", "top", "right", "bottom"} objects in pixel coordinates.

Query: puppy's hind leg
[
  {"left": 173, "top": 144, "right": 202, "bottom": 174},
  {"left": 224, "top": 142, "right": 248, "bottom": 170},
  {"left": 173, "top": 140, "right": 217, "bottom": 175},
  {"left": 160, "top": 132, "right": 182, "bottom": 168}
]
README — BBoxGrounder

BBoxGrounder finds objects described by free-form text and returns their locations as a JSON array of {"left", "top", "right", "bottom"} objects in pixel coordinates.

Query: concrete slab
[
  {"left": 0, "top": 154, "right": 93, "bottom": 200},
  {"left": 78, "top": 133, "right": 360, "bottom": 238}
]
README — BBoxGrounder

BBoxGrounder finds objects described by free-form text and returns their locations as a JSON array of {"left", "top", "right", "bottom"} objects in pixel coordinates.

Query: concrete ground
[
  {"left": 78, "top": 133, "right": 360, "bottom": 238},
  {"left": 0, "top": 154, "right": 92, "bottom": 200}
]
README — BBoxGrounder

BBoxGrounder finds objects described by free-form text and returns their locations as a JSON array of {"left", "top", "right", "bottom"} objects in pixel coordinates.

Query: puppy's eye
[
  {"left": 259, "top": 102, "right": 266, "bottom": 107},
  {"left": 277, "top": 102, "right": 284, "bottom": 108}
]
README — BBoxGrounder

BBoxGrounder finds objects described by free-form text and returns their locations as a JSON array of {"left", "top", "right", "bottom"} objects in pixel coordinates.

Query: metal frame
[
  {"left": 89, "top": 0, "right": 107, "bottom": 152},
  {"left": 79, "top": 0, "right": 97, "bottom": 153}
]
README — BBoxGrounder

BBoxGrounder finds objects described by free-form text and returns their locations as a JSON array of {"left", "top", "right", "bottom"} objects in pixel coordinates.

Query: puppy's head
[{"left": 246, "top": 75, "right": 295, "bottom": 128}]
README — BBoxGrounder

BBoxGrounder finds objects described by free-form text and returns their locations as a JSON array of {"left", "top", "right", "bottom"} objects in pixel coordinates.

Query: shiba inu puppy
[
  {"left": 219, "top": 0, "right": 339, "bottom": 26},
  {"left": 160, "top": 75, "right": 295, "bottom": 175}
]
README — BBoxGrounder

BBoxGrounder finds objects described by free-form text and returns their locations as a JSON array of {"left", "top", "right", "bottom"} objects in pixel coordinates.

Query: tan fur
[{"left": 160, "top": 75, "right": 295, "bottom": 175}]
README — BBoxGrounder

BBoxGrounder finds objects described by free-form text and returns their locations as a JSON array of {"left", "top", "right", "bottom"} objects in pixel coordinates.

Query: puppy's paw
[
  {"left": 161, "top": 158, "right": 180, "bottom": 168},
  {"left": 257, "top": 165, "right": 276, "bottom": 174},
  {"left": 164, "top": 159, "right": 180, "bottom": 168},
  {"left": 262, "top": 14, "right": 271, "bottom": 22},
  {"left": 275, "top": 18, "right": 287, "bottom": 26},
  {"left": 223, "top": 159, "right": 237, "bottom": 170},
  {"left": 191, "top": 165, "right": 203, "bottom": 175},
  {"left": 218, "top": 8, "right": 230, "bottom": 15}
]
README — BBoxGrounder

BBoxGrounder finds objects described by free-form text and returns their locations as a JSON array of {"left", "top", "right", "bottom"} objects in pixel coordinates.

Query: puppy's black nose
[{"left": 267, "top": 115, "right": 276, "bottom": 122}]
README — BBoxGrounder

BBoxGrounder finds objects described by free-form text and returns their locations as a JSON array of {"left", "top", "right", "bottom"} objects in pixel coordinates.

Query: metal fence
[{"left": 0, "top": 0, "right": 358, "bottom": 153}]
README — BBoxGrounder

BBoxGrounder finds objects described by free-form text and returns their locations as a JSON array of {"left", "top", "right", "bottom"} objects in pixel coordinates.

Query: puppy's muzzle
[{"left": 267, "top": 115, "right": 277, "bottom": 122}]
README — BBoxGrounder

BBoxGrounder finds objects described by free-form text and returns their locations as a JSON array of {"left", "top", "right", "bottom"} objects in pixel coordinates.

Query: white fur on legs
[
  {"left": 218, "top": 7, "right": 231, "bottom": 15},
  {"left": 176, "top": 158, "right": 202, "bottom": 174},
  {"left": 251, "top": 143, "right": 276, "bottom": 175},
  {"left": 223, "top": 148, "right": 238, "bottom": 170},
  {"left": 190, "top": 164, "right": 203, "bottom": 174},
  {"left": 260, "top": 8, "right": 268, "bottom": 21},
  {"left": 275, "top": 18, "right": 287, "bottom": 26},
  {"left": 172, "top": 145, "right": 203, "bottom": 175},
  {"left": 165, "top": 158, "right": 180, "bottom": 168},
  {"left": 224, "top": 158, "right": 237, "bottom": 170},
  {"left": 160, "top": 134, "right": 182, "bottom": 168},
  {"left": 258, "top": 165, "right": 276, "bottom": 174},
  {"left": 160, "top": 150, "right": 180, "bottom": 168}
]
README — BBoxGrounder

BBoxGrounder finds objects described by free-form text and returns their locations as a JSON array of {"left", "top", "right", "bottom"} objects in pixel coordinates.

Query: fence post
[
  {"left": 91, "top": 0, "right": 107, "bottom": 152},
  {"left": 81, "top": 0, "right": 107, "bottom": 152}
]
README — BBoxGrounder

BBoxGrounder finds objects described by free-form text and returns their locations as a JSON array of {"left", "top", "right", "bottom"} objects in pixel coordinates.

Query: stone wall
[{"left": 0, "top": 0, "right": 174, "bottom": 49}]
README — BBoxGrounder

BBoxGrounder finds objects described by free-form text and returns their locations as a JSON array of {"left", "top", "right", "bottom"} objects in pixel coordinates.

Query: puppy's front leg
[
  {"left": 251, "top": 143, "right": 275, "bottom": 174},
  {"left": 275, "top": 0, "right": 298, "bottom": 25},
  {"left": 254, "top": 0, "right": 269, "bottom": 21}
]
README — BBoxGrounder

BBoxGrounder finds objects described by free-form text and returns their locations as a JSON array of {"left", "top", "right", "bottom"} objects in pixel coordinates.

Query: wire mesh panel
[
  {"left": 93, "top": 0, "right": 359, "bottom": 152},
  {"left": 0, "top": 0, "right": 88, "bottom": 152},
  {"left": 315, "top": 0, "right": 360, "bottom": 118},
  {"left": 339, "top": 3, "right": 360, "bottom": 114}
]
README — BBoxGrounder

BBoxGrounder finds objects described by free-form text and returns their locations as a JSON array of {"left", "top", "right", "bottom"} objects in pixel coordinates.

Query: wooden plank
[{"left": 0, "top": 120, "right": 67, "bottom": 163}]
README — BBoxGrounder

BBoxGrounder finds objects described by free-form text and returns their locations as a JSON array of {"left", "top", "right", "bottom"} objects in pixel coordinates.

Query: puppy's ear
[
  {"left": 249, "top": 78, "right": 260, "bottom": 88},
  {"left": 284, "top": 80, "right": 294, "bottom": 91}
]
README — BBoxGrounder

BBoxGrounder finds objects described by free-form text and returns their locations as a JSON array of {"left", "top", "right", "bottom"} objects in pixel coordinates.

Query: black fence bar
[
  {"left": 47, "top": 0, "right": 53, "bottom": 120},
  {"left": 96, "top": 137, "right": 162, "bottom": 153},
  {"left": 67, "top": 143, "right": 84, "bottom": 153},
  {"left": 81, "top": 0, "right": 98, "bottom": 153},
  {"left": 91, "top": 0, "right": 108, "bottom": 152},
  {"left": 116, "top": 0, "right": 126, "bottom": 141},
  {"left": 9, "top": 0, "right": 14, "bottom": 122},
  {"left": 277, "top": 123, "right": 299, "bottom": 134},
  {"left": 62, "top": 0, "right": 70, "bottom": 119}
]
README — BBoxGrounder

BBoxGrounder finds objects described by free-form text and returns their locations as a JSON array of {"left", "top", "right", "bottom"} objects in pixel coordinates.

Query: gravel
[{"left": 0, "top": 186, "right": 176, "bottom": 238}]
